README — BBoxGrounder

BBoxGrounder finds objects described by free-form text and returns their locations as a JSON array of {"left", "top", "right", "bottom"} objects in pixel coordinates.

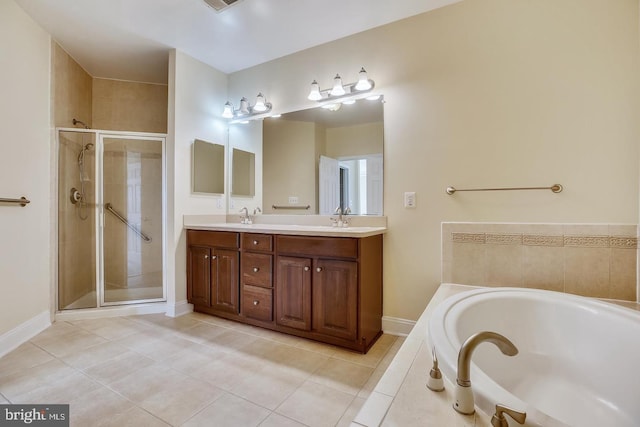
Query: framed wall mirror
[
  {"left": 232, "top": 148, "right": 255, "bottom": 197},
  {"left": 257, "top": 96, "right": 384, "bottom": 215},
  {"left": 192, "top": 139, "right": 225, "bottom": 194}
]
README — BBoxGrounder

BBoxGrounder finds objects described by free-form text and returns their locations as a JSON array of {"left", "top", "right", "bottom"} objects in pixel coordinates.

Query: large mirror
[
  {"left": 259, "top": 97, "right": 384, "bottom": 215},
  {"left": 192, "top": 139, "right": 225, "bottom": 194}
]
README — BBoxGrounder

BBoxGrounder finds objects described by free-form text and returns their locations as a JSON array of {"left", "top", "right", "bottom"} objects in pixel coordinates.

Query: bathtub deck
[{"left": 352, "top": 283, "right": 491, "bottom": 426}]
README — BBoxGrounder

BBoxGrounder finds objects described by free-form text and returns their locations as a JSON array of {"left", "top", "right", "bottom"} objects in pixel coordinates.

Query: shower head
[{"left": 72, "top": 118, "right": 90, "bottom": 129}]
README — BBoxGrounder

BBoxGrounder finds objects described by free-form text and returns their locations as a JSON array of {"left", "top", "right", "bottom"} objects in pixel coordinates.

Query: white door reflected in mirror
[{"left": 320, "top": 154, "right": 383, "bottom": 216}]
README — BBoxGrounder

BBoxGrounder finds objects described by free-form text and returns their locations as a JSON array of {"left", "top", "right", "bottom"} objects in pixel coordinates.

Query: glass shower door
[
  {"left": 100, "top": 135, "right": 164, "bottom": 304},
  {"left": 57, "top": 130, "right": 97, "bottom": 310}
]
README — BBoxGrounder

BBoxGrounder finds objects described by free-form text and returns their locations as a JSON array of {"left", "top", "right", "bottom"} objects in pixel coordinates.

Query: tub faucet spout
[{"left": 454, "top": 331, "right": 518, "bottom": 415}]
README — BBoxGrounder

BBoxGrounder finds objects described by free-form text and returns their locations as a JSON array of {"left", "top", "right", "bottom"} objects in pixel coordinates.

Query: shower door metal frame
[
  {"left": 97, "top": 132, "right": 167, "bottom": 307},
  {"left": 55, "top": 128, "right": 167, "bottom": 310}
]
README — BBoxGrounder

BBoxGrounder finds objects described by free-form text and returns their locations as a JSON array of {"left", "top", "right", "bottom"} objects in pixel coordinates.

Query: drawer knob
[
  {"left": 253, "top": 267, "right": 259, "bottom": 273},
  {"left": 253, "top": 240, "right": 259, "bottom": 245},
  {"left": 304, "top": 266, "right": 310, "bottom": 272},
  {"left": 316, "top": 267, "right": 323, "bottom": 273},
  {"left": 253, "top": 300, "right": 259, "bottom": 306}
]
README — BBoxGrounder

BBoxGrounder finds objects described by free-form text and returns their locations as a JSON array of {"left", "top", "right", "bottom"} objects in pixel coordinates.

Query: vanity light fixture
[
  {"left": 307, "top": 67, "right": 375, "bottom": 102},
  {"left": 222, "top": 93, "right": 272, "bottom": 119}
]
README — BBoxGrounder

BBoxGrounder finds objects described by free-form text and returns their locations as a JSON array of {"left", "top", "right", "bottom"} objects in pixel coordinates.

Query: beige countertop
[
  {"left": 352, "top": 283, "right": 492, "bottom": 427},
  {"left": 183, "top": 215, "right": 387, "bottom": 238}
]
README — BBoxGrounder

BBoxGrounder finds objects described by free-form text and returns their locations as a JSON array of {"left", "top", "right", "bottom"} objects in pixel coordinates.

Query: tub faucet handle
[{"left": 491, "top": 404, "right": 526, "bottom": 427}]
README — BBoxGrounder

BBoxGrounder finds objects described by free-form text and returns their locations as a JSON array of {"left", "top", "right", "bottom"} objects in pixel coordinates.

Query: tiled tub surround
[{"left": 442, "top": 223, "right": 638, "bottom": 301}]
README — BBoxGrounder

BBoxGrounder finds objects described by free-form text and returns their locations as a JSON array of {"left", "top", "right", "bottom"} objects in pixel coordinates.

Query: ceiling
[{"left": 15, "top": 0, "right": 461, "bottom": 84}]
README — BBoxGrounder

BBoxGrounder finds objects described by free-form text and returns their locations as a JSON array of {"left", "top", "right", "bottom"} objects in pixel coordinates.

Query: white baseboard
[
  {"left": 382, "top": 316, "right": 416, "bottom": 336},
  {"left": 0, "top": 311, "right": 51, "bottom": 358},
  {"left": 54, "top": 302, "right": 167, "bottom": 322},
  {"left": 166, "top": 300, "right": 193, "bottom": 318}
]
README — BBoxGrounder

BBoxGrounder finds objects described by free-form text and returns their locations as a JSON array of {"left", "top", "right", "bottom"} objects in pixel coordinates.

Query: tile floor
[{"left": 0, "top": 312, "right": 403, "bottom": 427}]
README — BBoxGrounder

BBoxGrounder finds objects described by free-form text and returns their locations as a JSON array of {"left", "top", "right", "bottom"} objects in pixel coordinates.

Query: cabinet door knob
[
  {"left": 316, "top": 267, "right": 323, "bottom": 273},
  {"left": 253, "top": 240, "right": 259, "bottom": 245},
  {"left": 204, "top": 254, "right": 208, "bottom": 259},
  {"left": 253, "top": 300, "right": 259, "bottom": 306},
  {"left": 211, "top": 255, "right": 217, "bottom": 260},
  {"left": 253, "top": 267, "right": 259, "bottom": 273},
  {"left": 304, "top": 266, "right": 310, "bottom": 272}
]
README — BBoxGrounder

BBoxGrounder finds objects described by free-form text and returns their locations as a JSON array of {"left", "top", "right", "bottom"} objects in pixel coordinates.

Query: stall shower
[{"left": 57, "top": 128, "right": 165, "bottom": 310}]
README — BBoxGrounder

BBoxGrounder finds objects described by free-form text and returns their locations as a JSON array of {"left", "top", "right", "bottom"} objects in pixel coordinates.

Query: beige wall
[
  {"left": 0, "top": 1, "right": 51, "bottom": 335},
  {"left": 52, "top": 42, "right": 92, "bottom": 128},
  {"left": 229, "top": 0, "right": 640, "bottom": 320},
  {"left": 325, "top": 122, "right": 383, "bottom": 159},
  {"left": 168, "top": 50, "right": 229, "bottom": 312},
  {"left": 93, "top": 78, "right": 168, "bottom": 133},
  {"left": 263, "top": 120, "right": 320, "bottom": 214}
]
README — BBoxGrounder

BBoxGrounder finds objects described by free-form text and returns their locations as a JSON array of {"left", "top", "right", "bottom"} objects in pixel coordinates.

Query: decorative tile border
[
  {"left": 452, "top": 233, "right": 485, "bottom": 244},
  {"left": 564, "top": 235, "right": 609, "bottom": 248},
  {"left": 451, "top": 232, "right": 638, "bottom": 249},
  {"left": 610, "top": 236, "right": 639, "bottom": 249},
  {"left": 485, "top": 233, "right": 522, "bottom": 245},
  {"left": 522, "top": 234, "right": 564, "bottom": 247}
]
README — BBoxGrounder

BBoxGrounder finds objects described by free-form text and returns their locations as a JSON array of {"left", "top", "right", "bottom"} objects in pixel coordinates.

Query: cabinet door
[
  {"left": 276, "top": 256, "right": 312, "bottom": 331},
  {"left": 188, "top": 246, "right": 211, "bottom": 307},
  {"left": 211, "top": 249, "right": 240, "bottom": 314},
  {"left": 312, "top": 259, "right": 358, "bottom": 340}
]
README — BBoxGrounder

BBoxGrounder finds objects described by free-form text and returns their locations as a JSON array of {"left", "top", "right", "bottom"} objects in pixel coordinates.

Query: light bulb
[
  {"left": 253, "top": 93, "right": 267, "bottom": 112},
  {"left": 330, "top": 74, "right": 345, "bottom": 96},
  {"left": 308, "top": 80, "right": 322, "bottom": 101},
  {"left": 355, "top": 67, "right": 372, "bottom": 91},
  {"left": 239, "top": 97, "right": 250, "bottom": 115},
  {"left": 222, "top": 101, "right": 234, "bottom": 119}
]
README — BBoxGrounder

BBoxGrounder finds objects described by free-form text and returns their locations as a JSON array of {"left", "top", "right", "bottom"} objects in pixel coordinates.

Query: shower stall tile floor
[{"left": 0, "top": 313, "right": 402, "bottom": 426}]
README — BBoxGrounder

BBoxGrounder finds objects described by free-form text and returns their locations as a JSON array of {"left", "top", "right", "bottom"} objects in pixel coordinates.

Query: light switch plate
[
  {"left": 288, "top": 196, "right": 299, "bottom": 204},
  {"left": 404, "top": 192, "right": 416, "bottom": 208}
]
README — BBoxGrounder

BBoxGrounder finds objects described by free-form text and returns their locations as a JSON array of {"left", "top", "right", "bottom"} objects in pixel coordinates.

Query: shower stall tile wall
[{"left": 442, "top": 222, "right": 638, "bottom": 301}]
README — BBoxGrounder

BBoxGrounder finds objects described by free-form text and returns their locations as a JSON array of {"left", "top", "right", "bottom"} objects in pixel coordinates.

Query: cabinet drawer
[
  {"left": 242, "top": 233, "right": 273, "bottom": 252},
  {"left": 277, "top": 235, "right": 358, "bottom": 259},
  {"left": 241, "top": 253, "right": 272, "bottom": 287},
  {"left": 242, "top": 285, "right": 272, "bottom": 322},
  {"left": 187, "top": 230, "right": 239, "bottom": 249}
]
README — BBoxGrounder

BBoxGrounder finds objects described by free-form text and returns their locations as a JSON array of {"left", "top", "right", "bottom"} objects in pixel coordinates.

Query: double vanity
[{"left": 184, "top": 218, "right": 386, "bottom": 353}]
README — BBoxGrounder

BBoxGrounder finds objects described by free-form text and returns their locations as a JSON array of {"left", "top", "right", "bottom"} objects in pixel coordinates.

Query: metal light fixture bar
[
  {"left": 308, "top": 67, "right": 375, "bottom": 102},
  {"left": 222, "top": 92, "right": 272, "bottom": 120}
]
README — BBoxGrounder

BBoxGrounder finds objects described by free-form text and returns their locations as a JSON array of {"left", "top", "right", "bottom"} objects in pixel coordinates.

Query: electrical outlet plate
[{"left": 404, "top": 192, "right": 416, "bottom": 208}]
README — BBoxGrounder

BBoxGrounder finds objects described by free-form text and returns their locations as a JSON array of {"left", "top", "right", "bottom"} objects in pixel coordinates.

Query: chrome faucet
[
  {"left": 239, "top": 207, "right": 250, "bottom": 224},
  {"left": 453, "top": 331, "right": 518, "bottom": 415},
  {"left": 253, "top": 207, "right": 261, "bottom": 216},
  {"left": 333, "top": 206, "right": 351, "bottom": 227}
]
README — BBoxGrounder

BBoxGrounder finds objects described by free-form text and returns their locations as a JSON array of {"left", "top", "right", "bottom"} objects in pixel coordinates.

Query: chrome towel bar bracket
[{"left": 446, "top": 184, "right": 562, "bottom": 195}]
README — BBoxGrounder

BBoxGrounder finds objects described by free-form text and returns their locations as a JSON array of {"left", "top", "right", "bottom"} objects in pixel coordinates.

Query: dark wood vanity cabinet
[
  {"left": 187, "top": 230, "right": 240, "bottom": 315},
  {"left": 187, "top": 229, "right": 383, "bottom": 353},
  {"left": 241, "top": 233, "right": 274, "bottom": 322}
]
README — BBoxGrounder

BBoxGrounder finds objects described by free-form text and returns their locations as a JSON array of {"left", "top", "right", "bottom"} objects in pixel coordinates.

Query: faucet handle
[{"left": 491, "top": 404, "right": 526, "bottom": 427}]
